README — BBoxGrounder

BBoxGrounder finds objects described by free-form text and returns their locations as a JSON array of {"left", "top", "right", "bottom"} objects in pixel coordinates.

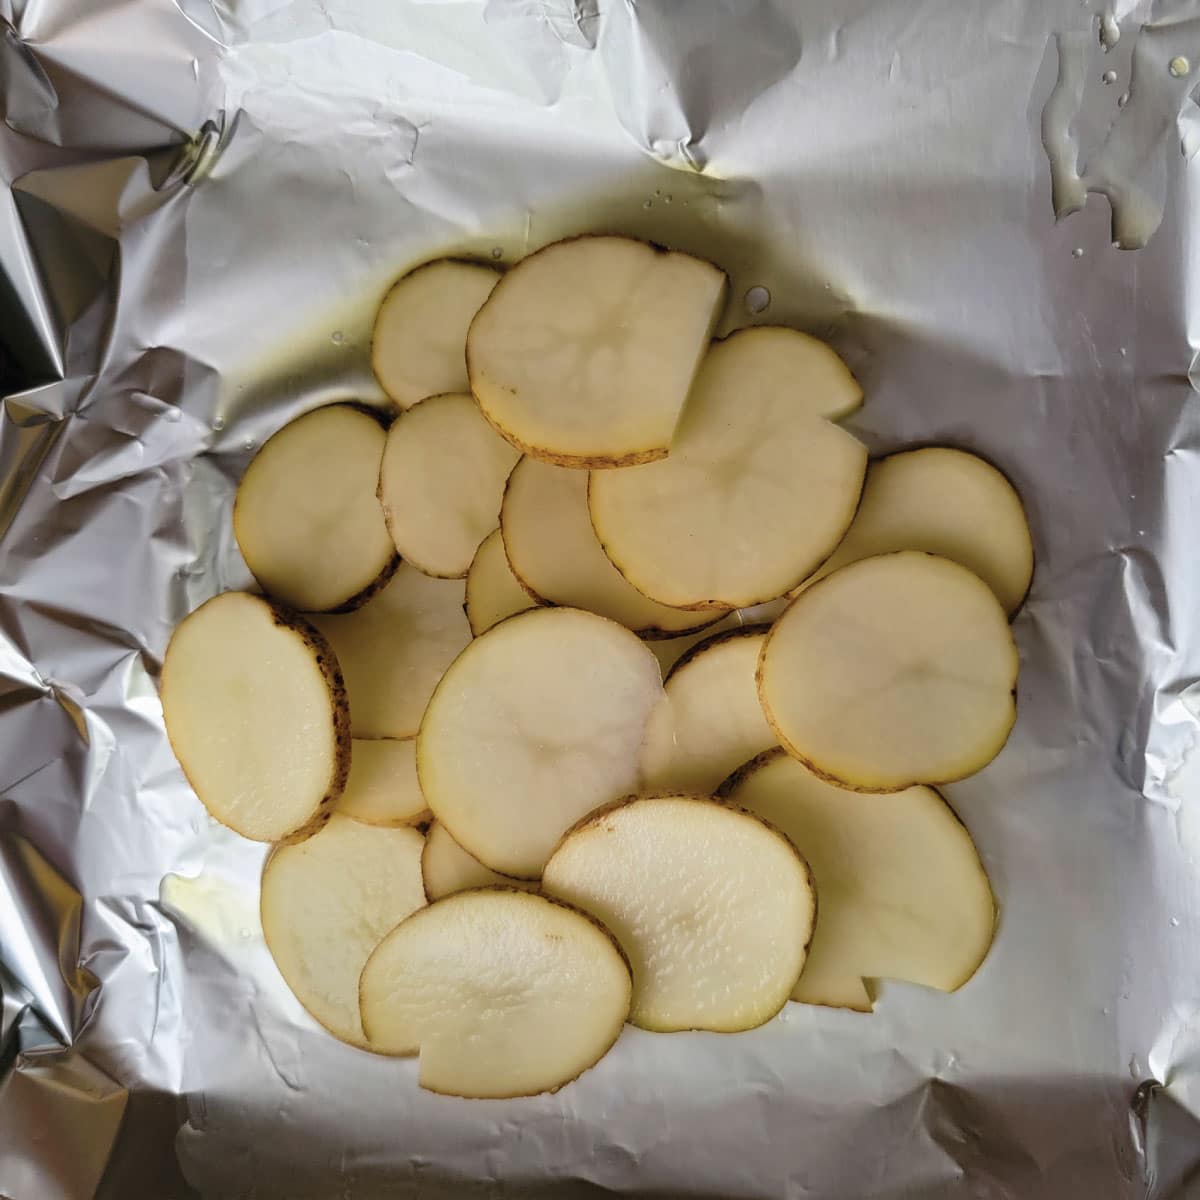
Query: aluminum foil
[{"left": 4, "top": 0, "right": 1200, "bottom": 1196}]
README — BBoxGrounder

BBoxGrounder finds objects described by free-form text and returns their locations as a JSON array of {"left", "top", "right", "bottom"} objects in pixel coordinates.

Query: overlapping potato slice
[
  {"left": 463, "top": 528, "right": 537, "bottom": 636},
  {"left": 421, "top": 821, "right": 537, "bottom": 901},
  {"left": 337, "top": 738, "right": 428, "bottom": 826}
]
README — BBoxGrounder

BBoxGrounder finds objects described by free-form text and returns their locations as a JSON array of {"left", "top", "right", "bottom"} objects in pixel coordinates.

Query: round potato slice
[
  {"left": 417, "top": 607, "right": 663, "bottom": 878},
  {"left": 542, "top": 795, "right": 815, "bottom": 1033},
  {"left": 160, "top": 592, "right": 349, "bottom": 843},
  {"left": 359, "top": 889, "right": 631, "bottom": 1097},
  {"left": 261, "top": 815, "right": 425, "bottom": 1047},
  {"left": 233, "top": 404, "right": 396, "bottom": 613},
  {"left": 372, "top": 259, "right": 500, "bottom": 410},
  {"left": 639, "top": 627, "right": 776, "bottom": 794},
  {"left": 337, "top": 739, "right": 427, "bottom": 826},
  {"left": 501, "top": 457, "right": 721, "bottom": 637},
  {"left": 588, "top": 327, "right": 868, "bottom": 609},
  {"left": 759, "top": 552, "right": 1018, "bottom": 790},
  {"left": 463, "top": 529, "right": 536, "bottom": 636},
  {"left": 311, "top": 564, "right": 471, "bottom": 739},
  {"left": 421, "top": 821, "right": 536, "bottom": 901},
  {"left": 725, "top": 750, "right": 996, "bottom": 1010},
  {"left": 795, "top": 448, "right": 1034, "bottom": 614},
  {"left": 378, "top": 393, "right": 521, "bottom": 579},
  {"left": 467, "top": 235, "right": 727, "bottom": 467}
]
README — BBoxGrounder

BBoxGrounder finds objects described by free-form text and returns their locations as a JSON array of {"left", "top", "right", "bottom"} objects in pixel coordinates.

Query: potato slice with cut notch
[
  {"left": 463, "top": 528, "right": 536, "bottom": 636},
  {"left": 795, "top": 447, "right": 1034, "bottom": 614},
  {"left": 759, "top": 552, "right": 1018, "bottom": 790},
  {"left": 724, "top": 749, "right": 996, "bottom": 1010},
  {"left": 233, "top": 404, "right": 396, "bottom": 613},
  {"left": 421, "top": 821, "right": 537, "bottom": 901},
  {"left": 312, "top": 564, "right": 471, "bottom": 739},
  {"left": 589, "top": 327, "right": 868, "bottom": 609},
  {"left": 372, "top": 259, "right": 500, "bottom": 410},
  {"left": 502, "top": 457, "right": 722, "bottom": 637},
  {"left": 359, "top": 888, "right": 631, "bottom": 1097},
  {"left": 337, "top": 739, "right": 428, "bottom": 826},
  {"left": 543, "top": 795, "right": 815, "bottom": 1033},
  {"left": 639, "top": 626, "right": 776, "bottom": 794},
  {"left": 378, "top": 392, "right": 521, "bottom": 579},
  {"left": 417, "top": 607, "right": 663, "bottom": 878},
  {"left": 161, "top": 592, "right": 349, "bottom": 843},
  {"left": 261, "top": 815, "right": 425, "bottom": 1047},
  {"left": 467, "top": 236, "right": 726, "bottom": 467}
]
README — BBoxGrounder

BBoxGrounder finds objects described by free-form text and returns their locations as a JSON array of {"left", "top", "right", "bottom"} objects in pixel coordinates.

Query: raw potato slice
[
  {"left": 589, "top": 327, "right": 868, "bottom": 609},
  {"left": 796, "top": 448, "right": 1034, "bottom": 614},
  {"left": 337, "top": 739, "right": 427, "bottom": 826},
  {"left": 378, "top": 393, "right": 521, "bottom": 578},
  {"left": 639, "top": 627, "right": 775, "bottom": 794},
  {"left": 645, "top": 599, "right": 788, "bottom": 674},
  {"left": 233, "top": 405, "right": 395, "bottom": 613},
  {"left": 417, "top": 607, "right": 663, "bottom": 878},
  {"left": 372, "top": 259, "right": 500, "bottom": 410},
  {"left": 421, "top": 821, "right": 536, "bottom": 901},
  {"left": 725, "top": 750, "right": 996, "bottom": 1009},
  {"left": 467, "top": 236, "right": 726, "bottom": 467},
  {"left": 312, "top": 564, "right": 471, "bottom": 739},
  {"left": 161, "top": 592, "right": 348, "bottom": 843},
  {"left": 359, "top": 889, "right": 631, "bottom": 1097},
  {"left": 464, "top": 529, "right": 536, "bottom": 636},
  {"left": 759, "top": 552, "right": 1018, "bottom": 790},
  {"left": 502, "top": 457, "right": 721, "bottom": 637},
  {"left": 261, "top": 815, "right": 425, "bottom": 1047},
  {"left": 542, "top": 796, "right": 815, "bottom": 1033}
]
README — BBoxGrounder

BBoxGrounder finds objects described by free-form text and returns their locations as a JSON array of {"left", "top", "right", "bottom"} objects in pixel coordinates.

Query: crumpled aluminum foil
[{"left": 4, "top": 1, "right": 1200, "bottom": 1196}]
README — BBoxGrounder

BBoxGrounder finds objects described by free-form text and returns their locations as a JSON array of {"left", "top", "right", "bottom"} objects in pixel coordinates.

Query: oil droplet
[
  {"left": 330, "top": 330, "right": 345, "bottom": 345},
  {"left": 744, "top": 285, "right": 771, "bottom": 314},
  {"left": 663, "top": 194, "right": 673, "bottom": 205},
  {"left": 1170, "top": 56, "right": 1190, "bottom": 78},
  {"left": 654, "top": 188, "right": 662, "bottom": 196},
  {"left": 1170, "top": 916, "right": 1181, "bottom": 927},
  {"left": 212, "top": 416, "right": 225, "bottom": 432},
  {"left": 490, "top": 247, "right": 503, "bottom": 260},
  {"left": 1072, "top": 246, "right": 1085, "bottom": 258},
  {"left": 165, "top": 407, "right": 181, "bottom": 423},
  {"left": 1119, "top": 346, "right": 1128, "bottom": 356},
  {"left": 1117, "top": 90, "right": 1130, "bottom": 107},
  {"left": 1102, "top": 69, "right": 1117, "bottom": 85},
  {"left": 243, "top": 439, "right": 256, "bottom": 453},
  {"left": 1099, "top": 12, "right": 1120, "bottom": 52},
  {"left": 191, "top": 58, "right": 199, "bottom": 79},
  {"left": 642, "top": 199, "right": 653, "bottom": 209}
]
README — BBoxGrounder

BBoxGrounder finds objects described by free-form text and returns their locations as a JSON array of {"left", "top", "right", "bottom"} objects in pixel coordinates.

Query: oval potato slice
[
  {"left": 421, "top": 821, "right": 537, "bottom": 901},
  {"left": 463, "top": 528, "right": 536, "bottom": 636},
  {"left": 359, "top": 889, "right": 631, "bottom": 1097},
  {"left": 337, "top": 738, "right": 428, "bottom": 826}
]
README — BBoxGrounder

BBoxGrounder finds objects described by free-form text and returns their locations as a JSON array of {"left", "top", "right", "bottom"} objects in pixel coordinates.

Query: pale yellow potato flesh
[
  {"left": 337, "top": 739, "right": 427, "bottom": 826},
  {"left": 645, "top": 599, "right": 788, "bottom": 674},
  {"left": 759, "top": 552, "right": 1018, "bottom": 790},
  {"left": 378, "top": 393, "right": 521, "bottom": 579},
  {"left": 421, "top": 821, "right": 536, "bottom": 901},
  {"left": 233, "top": 405, "right": 394, "bottom": 613},
  {"left": 589, "top": 327, "right": 868, "bottom": 609},
  {"left": 359, "top": 889, "right": 631, "bottom": 1097},
  {"left": 261, "top": 815, "right": 425, "bottom": 1047},
  {"left": 542, "top": 795, "right": 815, "bottom": 1033},
  {"left": 727, "top": 750, "right": 995, "bottom": 1009},
  {"left": 463, "top": 528, "right": 536, "bottom": 636}
]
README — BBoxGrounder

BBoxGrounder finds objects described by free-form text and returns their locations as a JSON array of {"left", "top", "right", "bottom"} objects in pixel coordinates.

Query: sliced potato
[
  {"left": 312, "top": 564, "right": 471, "bottom": 739},
  {"left": 161, "top": 592, "right": 349, "bottom": 843},
  {"left": 759, "top": 552, "right": 1018, "bottom": 790},
  {"left": 466, "top": 236, "right": 726, "bottom": 467},
  {"left": 639, "top": 627, "right": 775, "bottom": 794},
  {"left": 233, "top": 404, "right": 395, "bottom": 613},
  {"left": 372, "top": 259, "right": 500, "bottom": 410},
  {"left": 417, "top": 607, "right": 662, "bottom": 878},
  {"left": 261, "top": 815, "right": 425, "bottom": 1047},
  {"left": 542, "top": 795, "right": 815, "bottom": 1032},
  {"left": 796, "top": 448, "right": 1034, "bottom": 614},
  {"left": 589, "top": 327, "right": 868, "bottom": 609},
  {"left": 378, "top": 393, "right": 521, "bottom": 579},
  {"left": 337, "top": 739, "right": 427, "bottom": 826},
  {"left": 644, "top": 600, "right": 788, "bottom": 674},
  {"left": 501, "top": 457, "right": 721, "bottom": 637},
  {"left": 463, "top": 528, "right": 536, "bottom": 636},
  {"left": 725, "top": 750, "right": 996, "bottom": 1009},
  {"left": 421, "top": 821, "right": 536, "bottom": 901},
  {"left": 359, "top": 888, "right": 630, "bottom": 1096}
]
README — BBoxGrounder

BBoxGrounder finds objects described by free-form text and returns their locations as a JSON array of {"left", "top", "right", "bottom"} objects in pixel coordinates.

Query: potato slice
[
  {"left": 796, "top": 448, "right": 1034, "bottom": 614},
  {"left": 337, "top": 739, "right": 427, "bottom": 826},
  {"left": 588, "top": 327, "right": 868, "bottom": 609},
  {"left": 725, "top": 750, "right": 996, "bottom": 1010},
  {"left": 644, "top": 599, "right": 787, "bottom": 674},
  {"left": 417, "top": 607, "right": 662, "bottom": 878},
  {"left": 359, "top": 889, "right": 630, "bottom": 1097},
  {"left": 372, "top": 259, "right": 500, "bottom": 410},
  {"left": 639, "top": 627, "right": 775, "bottom": 794},
  {"left": 466, "top": 236, "right": 726, "bottom": 467},
  {"left": 463, "top": 528, "right": 536, "bottom": 636},
  {"left": 261, "top": 815, "right": 425, "bottom": 1047},
  {"left": 501, "top": 457, "right": 721, "bottom": 637},
  {"left": 421, "top": 821, "right": 536, "bottom": 901},
  {"left": 311, "top": 564, "right": 471, "bottom": 739},
  {"left": 759, "top": 552, "right": 1018, "bottom": 790},
  {"left": 233, "top": 404, "right": 396, "bottom": 613},
  {"left": 378, "top": 393, "right": 521, "bottom": 579},
  {"left": 542, "top": 795, "right": 814, "bottom": 1033},
  {"left": 161, "top": 592, "right": 349, "bottom": 843}
]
